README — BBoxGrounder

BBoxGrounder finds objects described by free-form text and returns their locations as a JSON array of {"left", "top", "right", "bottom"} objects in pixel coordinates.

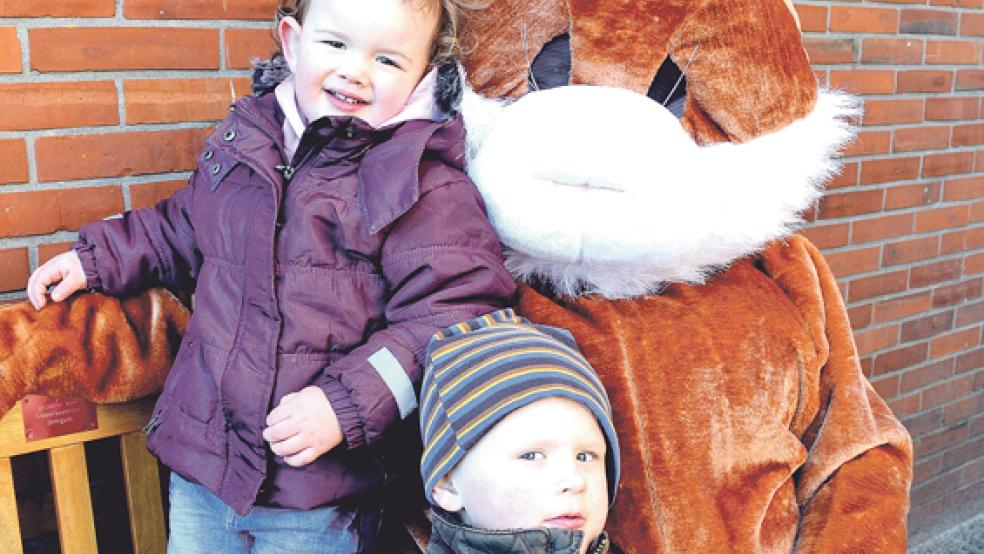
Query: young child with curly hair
[{"left": 27, "top": 0, "right": 513, "bottom": 551}]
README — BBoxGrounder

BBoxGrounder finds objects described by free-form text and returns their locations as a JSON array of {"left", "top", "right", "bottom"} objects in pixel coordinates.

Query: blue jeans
[{"left": 167, "top": 473, "right": 379, "bottom": 553}]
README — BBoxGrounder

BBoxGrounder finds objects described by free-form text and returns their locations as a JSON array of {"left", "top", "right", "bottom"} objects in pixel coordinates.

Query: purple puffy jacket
[{"left": 74, "top": 90, "right": 515, "bottom": 514}]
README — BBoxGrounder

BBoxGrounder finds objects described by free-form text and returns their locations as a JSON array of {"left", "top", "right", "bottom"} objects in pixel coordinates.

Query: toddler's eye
[
  {"left": 518, "top": 451, "right": 544, "bottom": 461},
  {"left": 576, "top": 451, "right": 598, "bottom": 462},
  {"left": 377, "top": 56, "right": 401, "bottom": 69},
  {"left": 324, "top": 40, "right": 344, "bottom": 49}
]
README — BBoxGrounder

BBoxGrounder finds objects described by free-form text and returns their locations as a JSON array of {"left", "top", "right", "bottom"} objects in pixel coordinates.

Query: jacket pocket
[
  {"left": 169, "top": 340, "right": 220, "bottom": 424},
  {"left": 161, "top": 337, "right": 194, "bottom": 398}
]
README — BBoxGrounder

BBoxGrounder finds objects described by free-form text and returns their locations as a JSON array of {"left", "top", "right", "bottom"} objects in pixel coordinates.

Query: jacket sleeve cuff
[
  {"left": 72, "top": 237, "right": 102, "bottom": 291},
  {"left": 318, "top": 375, "right": 367, "bottom": 450}
]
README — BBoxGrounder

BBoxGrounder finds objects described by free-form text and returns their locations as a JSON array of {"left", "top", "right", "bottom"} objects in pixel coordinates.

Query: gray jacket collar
[{"left": 428, "top": 510, "right": 612, "bottom": 554}]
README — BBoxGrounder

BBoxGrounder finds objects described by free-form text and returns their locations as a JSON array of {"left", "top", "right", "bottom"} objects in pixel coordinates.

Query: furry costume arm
[
  {"left": 760, "top": 236, "right": 913, "bottom": 552},
  {"left": 0, "top": 289, "right": 189, "bottom": 418}
]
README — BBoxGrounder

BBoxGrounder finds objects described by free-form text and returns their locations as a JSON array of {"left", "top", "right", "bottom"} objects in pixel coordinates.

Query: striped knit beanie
[{"left": 419, "top": 309, "right": 620, "bottom": 507}]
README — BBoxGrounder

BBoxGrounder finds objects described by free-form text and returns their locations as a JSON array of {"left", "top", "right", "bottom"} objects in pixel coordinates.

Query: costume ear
[
  {"left": 670, "top": 0, "right": 818, "bottom": 143},
  {"left": 277, "top": 15, "right": 303, "bottom": 73},
  {"left": 431, "top": 474, "right": 464, "bottom": 513}
]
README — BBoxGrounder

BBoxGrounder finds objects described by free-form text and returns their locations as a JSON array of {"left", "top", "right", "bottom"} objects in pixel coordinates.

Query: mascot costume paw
[{"left": 456, "top": 0, "right": 913, "bottom": 551}]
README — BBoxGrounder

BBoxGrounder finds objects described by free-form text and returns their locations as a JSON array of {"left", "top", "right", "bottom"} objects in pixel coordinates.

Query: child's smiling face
[
  {"left": 279, "top": 0, "right": 438, "bottom": 127},
  {"left": 434, "top": 397, "right": 609, "bottom": 554}
]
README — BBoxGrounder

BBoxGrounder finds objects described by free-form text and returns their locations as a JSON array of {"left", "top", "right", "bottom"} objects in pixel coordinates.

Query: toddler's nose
[
  {"left": 337, "top": 60, "right": 367, "bottom": 87},
  {"left": 338, "top": 70, "right": 364, "bottom": 86},
  {"left": 557, "top": 459, "right": 587, "bottom": 495}
]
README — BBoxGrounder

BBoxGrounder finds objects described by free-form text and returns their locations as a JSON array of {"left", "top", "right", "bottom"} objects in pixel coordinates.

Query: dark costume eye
[
  {"left": 527, "top": 32, "right": 687, "bottom": 118},
  {"left": 528, "top": 33, "right": 572, "bottom": 91},
  {"left": 647, "top": 57, "right": 687, "bottom": 118}
]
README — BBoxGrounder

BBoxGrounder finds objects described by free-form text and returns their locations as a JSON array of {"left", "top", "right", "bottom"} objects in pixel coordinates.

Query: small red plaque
[{"left": 22, "top": 395, "right": 99, "bottom": 442}]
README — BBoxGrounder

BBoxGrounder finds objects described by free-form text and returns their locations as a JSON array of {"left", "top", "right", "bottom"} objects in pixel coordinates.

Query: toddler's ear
[
  {"left": 277, "top": 15, "right": 303, "bottom": 73},
  {"left": 431, "top": 474, "right": 464, "bottom": 513}
]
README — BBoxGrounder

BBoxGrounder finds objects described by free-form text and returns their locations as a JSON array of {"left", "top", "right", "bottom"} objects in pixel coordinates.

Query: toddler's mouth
[
  {"left": 543, "top": 514, "right": 585, "bottom": 529},
  {"left": 327, "top": 89, "right": 368, "bottom": 105}
]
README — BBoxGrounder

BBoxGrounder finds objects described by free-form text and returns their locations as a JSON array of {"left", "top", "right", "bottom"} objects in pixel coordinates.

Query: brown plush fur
[
  {"left": 459, "top": 0, "right": 569, "bottom": 99},
  {"left": 670, "top": 0, "right": 817, "bottom": 143},
  {"left": 517, "top": 237, "right": 911, "bottom": 552},
  {"left": 0, "top": 289, "right": 189, "bottom": 417},
  {"left": 460, "top": 0, "right": 817, "bottom": 142}
]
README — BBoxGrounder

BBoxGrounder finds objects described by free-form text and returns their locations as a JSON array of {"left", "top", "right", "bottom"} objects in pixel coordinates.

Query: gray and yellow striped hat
[{"left": 419, "top": 309, "right": 620, "bottom": 506}]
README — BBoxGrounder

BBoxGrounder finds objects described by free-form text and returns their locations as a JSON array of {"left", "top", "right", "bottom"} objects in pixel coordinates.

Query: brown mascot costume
[
  {"left": 455, "top": 0, "right": 913, "bottom": 552},
  {"left": 0, "top": 1, "right": 914, "bottom": 552}
]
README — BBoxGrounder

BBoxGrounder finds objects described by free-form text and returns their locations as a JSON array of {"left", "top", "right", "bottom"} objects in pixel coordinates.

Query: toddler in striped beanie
[{"left": 419, "top": 309, "right": 622, "bottom": 554}]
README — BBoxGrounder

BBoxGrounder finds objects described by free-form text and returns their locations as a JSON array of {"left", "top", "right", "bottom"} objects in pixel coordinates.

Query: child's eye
[
  {"left": 377, "top": 56, "right": 402, "bottom": 69},
  {"left": 518, "top": 451, "right": 544, "bottom": 461},
  {"left": 576, "top": 451, "right": 598, "bottom": 462},
  {"left": 323, "top": 40, "right": 344, "bottom": 49}
]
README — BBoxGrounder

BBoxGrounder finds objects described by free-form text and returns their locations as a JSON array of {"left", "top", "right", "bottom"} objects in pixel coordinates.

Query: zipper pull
[
  {"left": 275, "top": 164, "right": 295, "bottom": 182},
  {"left": 142, "top": 410, "right": 163, "bottom": 435}
]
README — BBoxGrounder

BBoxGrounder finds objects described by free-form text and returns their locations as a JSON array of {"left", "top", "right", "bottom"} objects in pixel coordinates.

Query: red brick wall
[
  {"left": 0, "top": 0, "right": 980, "bottom": 541},
  {"left": 797, "top": 0, "right": 983, "bottom": 537},
  {"left": 0, "top": 0, "right": 277, "bottom": 290}
]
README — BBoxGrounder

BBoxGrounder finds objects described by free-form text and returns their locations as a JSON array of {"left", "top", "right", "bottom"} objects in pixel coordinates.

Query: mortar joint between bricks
[
  {"left": 121, "top": 181, "right": 132, "bottom": 212},
  {"left": 220, "top": 28, "right": 227, "bottom": 71},
  {"left": 27, "top": 247, "right": 37, "bottom": 273},
  {"left": 24, "top": 132, "right": 37, "bottom": 185},
  {"left": 0, "top": 291, "right": 26, "bottom": 303},
  {"left": 0, "top": 231, "right": 78, "bottom": 256},
  {"left": 15, "top": 25, "right": 28, "bottom": 77},
  {"left": 0, "top": 121, "right": 218, "bottom": 140},
  {"left": 116, "top": 78, "right": 126, "bottom": 127},
  {"left": 0, "top": 17, "right": 275, "bottom": 29},
  {"left": 0, "top": 178, "right": 151, "bottom": 194}
]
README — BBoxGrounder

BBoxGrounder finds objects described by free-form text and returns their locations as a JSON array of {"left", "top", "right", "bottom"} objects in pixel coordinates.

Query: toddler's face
[
  {"left": 279, "top": 0, "right": 437, "bottom": 127},
  {"left": 436, "top": 397, "right": 608, "bottom": 554}
]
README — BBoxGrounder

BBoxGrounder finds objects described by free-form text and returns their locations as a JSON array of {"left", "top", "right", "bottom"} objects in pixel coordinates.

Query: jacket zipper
[
  {"left": 230, "top": 105, "right": 291, "bottom": 184},
  {"left": 141, "top": 409, "right": 163, "bottom": 435},
  {"left": 232, "top": 104, "right": 333, "bottom": 186},
  {"left": 275, "top": 143, "right": 321, "bottom": 184}
]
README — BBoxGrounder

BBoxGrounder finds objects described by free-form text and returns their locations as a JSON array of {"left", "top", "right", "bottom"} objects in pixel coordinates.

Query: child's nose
[
  {"left": 337, "top": 59, "right": 367, "bottom": 86},
  {"left": 556, "top": 459, "right": 587, "bottom": 494}
]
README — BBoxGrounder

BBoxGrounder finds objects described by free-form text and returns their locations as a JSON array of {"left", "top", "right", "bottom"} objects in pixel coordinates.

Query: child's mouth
[
  {"left": 543, "top": 515, "right": 585, "bottom": 529},
  {"left": 328, "top": 90, "right": 368, "bottom": 106}
]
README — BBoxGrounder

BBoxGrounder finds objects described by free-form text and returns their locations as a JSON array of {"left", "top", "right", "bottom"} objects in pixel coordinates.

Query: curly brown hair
[{"left": 276, "top": 0, "right": 468, "bottom": 66}]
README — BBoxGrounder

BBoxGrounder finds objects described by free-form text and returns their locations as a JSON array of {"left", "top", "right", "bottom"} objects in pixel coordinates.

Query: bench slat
[
  {"left": 49, "top": 444, "right": 98, "bottom": 554},
  {"left": 0, "top": 457, "right": 24, "bottom": 554},
  {"left": 121, "top": 431, "right": 166, "bottom": 554}
]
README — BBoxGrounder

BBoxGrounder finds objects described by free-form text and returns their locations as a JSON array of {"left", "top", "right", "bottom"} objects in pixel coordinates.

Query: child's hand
[
  {"left": 263, "top": 386, "right": 344, "bottom": 467},
  {"left": 26, "top": 251, "right": 87, "bottom": 311}
]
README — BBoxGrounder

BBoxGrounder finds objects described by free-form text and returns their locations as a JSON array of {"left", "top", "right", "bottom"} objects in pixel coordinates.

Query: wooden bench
[
  {"left": 0, "top": 397, "right": 165, "bottom": 554},
  {"left": 0, "top": 395, "right": 436, "bottom": 553}
]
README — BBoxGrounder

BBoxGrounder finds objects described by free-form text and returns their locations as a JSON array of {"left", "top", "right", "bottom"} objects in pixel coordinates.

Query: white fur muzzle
[{"left": 463, "top": 85, "right": 858, "bottom": 299}]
